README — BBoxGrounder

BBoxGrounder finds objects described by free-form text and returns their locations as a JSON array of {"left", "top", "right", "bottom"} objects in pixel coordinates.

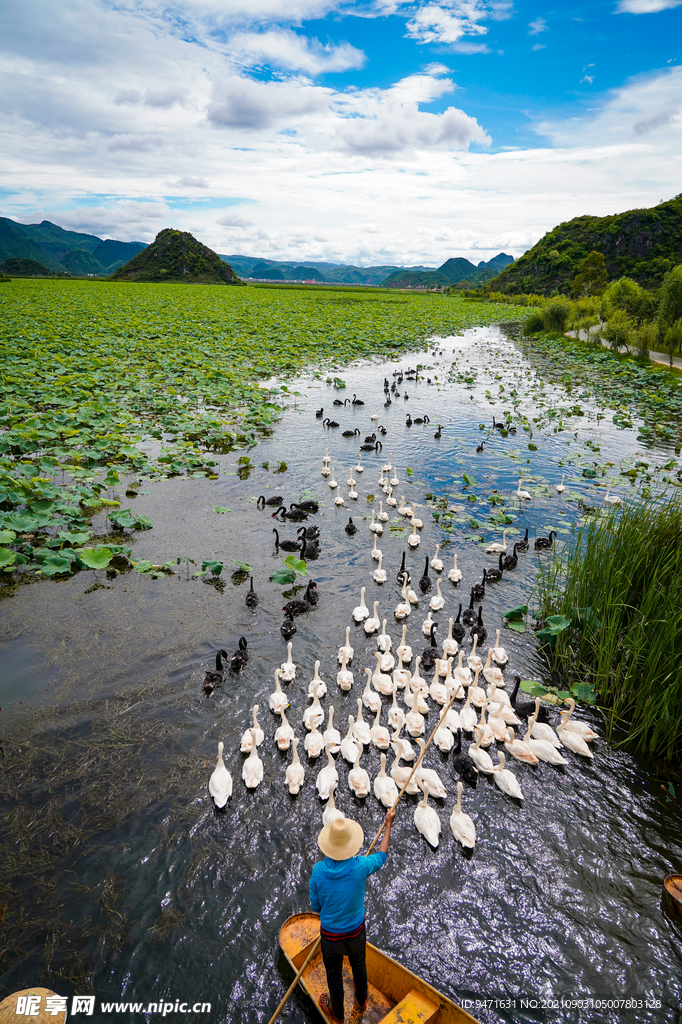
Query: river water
[{"left": 1, "top": 324, "right": 681, "bottom": 1024}]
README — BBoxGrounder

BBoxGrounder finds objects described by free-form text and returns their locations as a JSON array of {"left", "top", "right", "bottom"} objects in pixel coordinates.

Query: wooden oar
[{"left": 266, "top": 684, "right": 461, "bottom": 1024}]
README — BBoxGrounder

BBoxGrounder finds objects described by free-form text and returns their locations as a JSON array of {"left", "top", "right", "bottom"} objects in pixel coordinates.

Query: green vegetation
[
  {"left": 536, "top": 499, "right": 682, "bottom": 762},
  {"left": 490, "top": 194, "right": 682, "bottom": 295},
  {"left": 383, "top": 253, "right": 513, "bottom": 290},
  {"left": 111, "top": 228, "right": 242, "bottom": 284},
  {"left": 0, "top": 257, "right": 54, "bottom": 277},
  {"left": 0, "top": 278, "right": 527, "bottom": 579}
]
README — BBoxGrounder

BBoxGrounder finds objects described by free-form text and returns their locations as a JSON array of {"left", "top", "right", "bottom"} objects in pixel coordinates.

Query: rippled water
[{"left": 1, "top": 325, "right": 682, "bottom": 1024}]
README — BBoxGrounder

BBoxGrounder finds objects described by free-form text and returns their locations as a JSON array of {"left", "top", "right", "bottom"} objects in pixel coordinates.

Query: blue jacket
[{"left": 309, "top": 853, "right": 387, "bottom": 934}]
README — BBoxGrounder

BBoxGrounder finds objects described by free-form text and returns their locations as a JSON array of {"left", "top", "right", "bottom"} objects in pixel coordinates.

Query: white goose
[
  {"left": 348, "top": 747, "right": 370, "bottom": 797},
  {"left": 382, "top": 453, "right": 392, "bottom": 473},
  {"left": 355, "top": 453, "right": 364, "bottom": 474},
  {"left": 430, "top": 545, "right": 443, "bottom": 572},
  {"left": 468, "top": 665, "right": 487, "bottom": 708},
  {"left": 475, "top": 702, "right": 495, "bottom": 748},
  {"left": 409, "top": 504, "right": 423, "bottom": 529},
  {"left": 321, "top": 462, "right": 331, "bottom": 479},
  {"left": 404, "top": 684, "right": 428, "bottom": 714},
  {"left": 504, "top": 725, "right": 539, "bottom": 765},
  {"left": 285, "top": 737, "right": 305, "bottom": 794},
  {"left": 328, "top": 467, "right": 338, "bottom": 490},
  {"left": 390, "top": 750, "right": 420, "bottom": 794},
  {"left": 603, "top": 485, "right": 622, "bottom": 505},
  {"left": 390, "top": 467, "right": 399, "bottom": 487},
  {"left": 372, "top": 552, "right": 387, "bottom": 584},
  {"left": 448, "top": 554, "right": 462, "bottom": 584},
  {"left": 555, "top": 474, "right": 566, "bottom": 494},
  {"left": 397, "top": 495, "right": 413, "bottom": 517},
  {"left": 409, "top": 656, "right": 427, "bottom": 695},
  {"left": 492, "top": 751, "right": 523, "bottom": 800},
  {"left": 422, "top": 610, "right": 437, "bottom": 637},
  {"left": 415, "top": 739, "right": 447, "bottom": 797},
  {"left": 443, "top": 695, "right": 461, "bottom": 734},
  {"left": 434, "top": 707, "right": 455, "bottom": 753},
  {"left": 560, "top": 698, "right": 599, "bottom": 740},
  {"left": 322, "top": 448, "right": 330, "bottom": 466},
  {"left": 391, "top": 725, "right": 416, "bottom": 762},
  {"left": 516, "top": 478, "right": 532, "bottom": 501},
  {"left": 429, "top": 662, "right": 448, "bottom": 706},
  {"left": 347, "top": 467, "right": 356, "bottom": 487},
  {"left": 316, "top": 743, "right": 339, "bottom": 800},
  {"left": 486, "top": 694, "right": 512, "bottom": 743},
  {"left": 414, "top": 781, "right": 441, "bottom": 848},
  {"left": 369, "top": 511, "right": 383, "bottom": 535},
  {"left": 482, "top": 649, "right": 504, "bottom": 688},
  {"left": 396, "top": 623, "right": 412, "bottom": 662},
  {"left": 362, "top": 668, "right": 382, "bottom": 713},
  {"left": 468, "top": 726, "right": 494, "bottom": 774},
  {"left": 335, "top": 490, "right": 345, "bottom": 507},
  {"left": 429, "top": 579, "right": 445, "bottom": 611},
  {"left": 442, "top": 618, "right": 459, "bottom": 657},
  {"left": 408, "top": 521, "right": 420, "bottom": 548},
  {"left": 557, "top": 717, "right": 594, "bottom": 757},
  {"left": 280, "top": 641, "right": 297, "bottom": 682},
  {"left": 269, "top": 668, "right": 289, "bottom": 714},
  {"left": 364, "top": 600, "right": 381, "bottom": 635},
  {"left": 304, "top": 719, "right": 325, "bottom": 758},
  {"left": 370, "top": 533, "right": 382, "bottom": 562},
  {"left": 386, "top": 487, "right": 397, "bottom": 507},
  {"left": 450, "top": 781, "right": 476, "bottom": 849},
  {"left": 348, "top": 482, "right": 358, "bottom": 501},
  {"left": 491, "top": 629, "right": 508, "bottom": 666},
  {"left": 352, "top": 587, "right": 369, "bottom": 622},
  {"left": 394, "top": 581, "right": 411, "bottom": 620},
  {"left": 275, "top": 708, "right": 295, "bottom": 750},
  {"left": 529, "top": 698, "right": 561, "bottom": 746},
  {"left": 353, "top": 698, "right": 372, "bottom": 745},
  {"left": 453, "top": 650, "right": 472, "bottom": 688},
  {"left": 208, "top": 742, "right": 232, "bottom": 807},
  {"left": 323, "top": 780, "right": 344, "bottom": 825},
  {"left": 240, "top": 705, "right": 264, "bottom": 752},
  {"left": 485, "top": 530, "right": 508, "bottom": 554},
  {"left": 303, "top": 685, "right": 324, "bottom": 731},
  {"left": 388, "top": 690, "right": 406, "bottom": 732},
  {"left": 337, "top": 651, "right": 354, "bottom": 692},
  {"left": 377, "top": 619, "right": 392, "bottom": 653},
  {"left": 242, "top": 729, "right": 263, "bottom": 789},
  {"left": 525, "top": 708, "right": 568, "bottom": 764},
  {"left": 459, "top": 685, "right": 478, "bottom": 733},
  {"left": 341, "top": 716, "right": 362, "bottom": 764},
  {"left": 467, "top": 635, "right": 483, "bottom": 673},
  {"left": 370, "top": 706, "right": 391, "bottom": 750},
  {"left": 338, "top": 626, "right": 354, "bottom": 664},
  {"left": 378, "top": 501, "right": 389, "bottom": 523},
  {"left": 374, "top": 753, "right": 399, "bottom": 808},
  {"left": 323, "top": 706, "right": 341, "bottom": 753},
  {"left": 372, "top": 651, "right": 395, "bottom": 695}
]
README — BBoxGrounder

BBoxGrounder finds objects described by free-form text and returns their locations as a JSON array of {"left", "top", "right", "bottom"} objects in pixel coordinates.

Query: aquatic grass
[{"left": 536, "top": 498, "right": 682, "bottom": 762}]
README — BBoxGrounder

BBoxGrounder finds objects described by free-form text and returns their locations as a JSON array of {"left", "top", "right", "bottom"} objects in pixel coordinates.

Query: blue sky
[{"left": 1, "top": 0, "right": 681, "bottom": 265}]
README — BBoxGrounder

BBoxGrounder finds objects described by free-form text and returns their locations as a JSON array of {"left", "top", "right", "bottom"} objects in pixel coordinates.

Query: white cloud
[
  {"left": 168, "top": 175, "right": 211, "bottom": 188},
  {"left": 405, "top": 2, "right": 491, "bottom": 45},
  {"left": 229, "top": 29, "right": 365, "bottom": 74},
  {"left": 208, "top": 76, "right": 331, "bottom": 129},
  {"left": 528, "top": 16, "right": 546, "bottom": 34},
  {"left": 616, "top": 0, "right": 682, "bottom": 12}
]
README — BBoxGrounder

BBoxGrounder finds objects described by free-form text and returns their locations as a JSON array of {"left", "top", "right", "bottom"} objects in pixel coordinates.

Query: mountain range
[{"left": 0, "top": 216, "right": 146, "bottom": 276}]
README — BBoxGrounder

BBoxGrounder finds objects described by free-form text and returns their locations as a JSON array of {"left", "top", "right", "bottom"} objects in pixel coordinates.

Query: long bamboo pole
[{"left": 267, "top": 684, "right": 460, "bottom": 1024}]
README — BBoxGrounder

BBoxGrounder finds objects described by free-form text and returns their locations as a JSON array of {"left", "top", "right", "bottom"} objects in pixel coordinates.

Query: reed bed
[{"left": 536, "top": 497, "right": 682, "bottom": 763}]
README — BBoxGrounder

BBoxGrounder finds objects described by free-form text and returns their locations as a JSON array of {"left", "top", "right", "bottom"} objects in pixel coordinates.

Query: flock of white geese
[{"left": 208, "top": 443, "right": 600, "bottom": 852}]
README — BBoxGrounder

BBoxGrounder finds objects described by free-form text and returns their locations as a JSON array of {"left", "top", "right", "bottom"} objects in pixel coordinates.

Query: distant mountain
[
  {"left": 0, "top": 257, "right": 54, "bottom": 276},
  {"left": 111, "top": 228, "right": 242, "bottom": 284},
  {"left": 222, "top": 254, "right": 436, "bottom": 286},
  {"left": 0, "top": 216, "right": 148, "bottom": 276},
  {"left": 382, "top": 253, "right": 514, "bottom": 289},
  {"left": 251, "top": 261, "right": 286, "bottom": 280},
  {"left": 0, "top": 219, "right": 65, "bottom": 273},
  {"left": 489, "top": 195, "right": 682, "bottom": 294},
  {"left": 92, "top": 238, "right": 146, "bottom": 267}
]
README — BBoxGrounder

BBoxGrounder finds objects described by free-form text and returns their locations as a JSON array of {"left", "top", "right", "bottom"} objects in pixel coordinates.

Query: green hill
[
  {"left": 0, "top": 257, "right": 54, "bottom": 276},
  {"left": 251, "top": 261, "right": 286, "bottom": 280},
  {"left": 14, "top": 219, "right": 102, "bottom": 260},
  {"left": 0, "top": 219, "right": 64, "bottom": 273},
  {"left": 382, "top": 253, "right": 513, "bottom": 289},
  {"left": 61, "top": 248, "right": 108, "bottom": 276},
  {"left": 111, "top": 229, "right": 242, "bottom": 284},
  {"left": 489, "top": 194, "right": 682, "bottom": 295},
  {"left": 92, "top": 238, "right": 146, "bottom": 268}
]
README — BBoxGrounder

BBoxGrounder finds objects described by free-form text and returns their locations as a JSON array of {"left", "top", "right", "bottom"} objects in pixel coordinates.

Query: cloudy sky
[{"left": 1, "top": 0, "right": 681, "bottom": 266}]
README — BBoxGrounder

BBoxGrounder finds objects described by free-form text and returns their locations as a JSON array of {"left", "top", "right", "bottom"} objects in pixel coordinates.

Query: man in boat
[{"left": 310, "top": 810, "right": 395, "bottom": 1022}]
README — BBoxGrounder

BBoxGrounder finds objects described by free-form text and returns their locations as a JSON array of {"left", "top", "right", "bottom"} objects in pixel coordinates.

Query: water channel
[{"left": 1, "top": 324, "right": 681, "bottom": 1024}]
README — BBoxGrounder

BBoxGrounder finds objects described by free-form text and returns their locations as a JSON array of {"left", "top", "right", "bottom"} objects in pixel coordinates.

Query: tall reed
[{"left": 535, "top": 497, "right": 682, "bottom": 763}]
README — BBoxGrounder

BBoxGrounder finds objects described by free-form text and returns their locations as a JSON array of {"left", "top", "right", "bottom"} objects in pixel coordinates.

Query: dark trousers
[{"left": 320, "top": 923, "right": 367, "bottom": 1020}]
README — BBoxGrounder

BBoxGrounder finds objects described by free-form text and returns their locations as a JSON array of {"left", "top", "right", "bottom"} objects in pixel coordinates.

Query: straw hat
[{"left": 318, "top": 817, "right": 364, "bottom": 860}]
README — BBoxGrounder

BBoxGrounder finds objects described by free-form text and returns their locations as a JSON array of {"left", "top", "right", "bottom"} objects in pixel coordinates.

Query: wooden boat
[
  {"left": 279, "top": 913, "right": 480, "bottom": 1024},
  {"left": 663, "top": 874, "right": 682, "bottom": 920}
]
